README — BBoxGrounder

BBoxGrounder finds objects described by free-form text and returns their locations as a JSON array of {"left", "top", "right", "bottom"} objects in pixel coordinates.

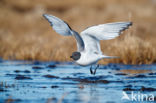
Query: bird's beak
[{"left": 70, "top": 56, "right": 73, "bottom": 58}]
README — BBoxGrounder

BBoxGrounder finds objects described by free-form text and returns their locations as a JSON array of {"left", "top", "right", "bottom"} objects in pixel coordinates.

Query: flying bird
[{"left": 43, "top": 14, "right": 132, "bottom": 75}]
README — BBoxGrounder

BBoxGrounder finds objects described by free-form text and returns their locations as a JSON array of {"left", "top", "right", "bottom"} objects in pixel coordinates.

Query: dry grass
[
  {"left": 0, "top": 0, "right": 156, "bottom": 64},
  {"left": 100, "top": 34, "right": 156, "bottom": 64}
]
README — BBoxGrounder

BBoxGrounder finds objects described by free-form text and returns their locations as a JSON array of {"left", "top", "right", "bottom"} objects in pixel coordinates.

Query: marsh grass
[
  {"left": 0, "top": 82, "right": 15, "bottom": 88},
  {"left": 0, "top": 0, "right": 156, "bottom": 64},
  {"left": 100, "top": 34, "right": 156, "bottom": 64}
]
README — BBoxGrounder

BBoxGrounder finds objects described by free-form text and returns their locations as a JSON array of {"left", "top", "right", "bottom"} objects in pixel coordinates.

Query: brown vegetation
[{"left": 0, "top": 0, "right": 156, "bottom": 64}]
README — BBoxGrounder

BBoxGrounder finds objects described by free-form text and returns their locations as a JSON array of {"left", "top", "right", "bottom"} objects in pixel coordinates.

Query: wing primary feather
[
  {"left": 80, "top": 21, "right": 132, "bottom": 53},
  {"left": 43, "top": 14, "right": 53, "bottom": 26},
  {"left": 43, "top": 14, "right": 85, "bottom": 52},
  {"left": 71, "top": 30, "right": 85, "bottom": 51},
  {"left": 63, "top": 21, "right": 72, "bottom": 30},
  {"left": 43, "top": 14, "right": 73, "bottom": 36}
]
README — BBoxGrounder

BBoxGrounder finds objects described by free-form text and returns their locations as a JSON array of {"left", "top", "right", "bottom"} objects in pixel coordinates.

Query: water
[{"left": 0, "top": 60, "right": 156, "bottom": 103}]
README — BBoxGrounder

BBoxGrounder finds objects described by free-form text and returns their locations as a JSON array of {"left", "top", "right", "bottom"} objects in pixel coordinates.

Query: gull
[{"left": 43, "top": 14, "right": 132, "bottom": 75}]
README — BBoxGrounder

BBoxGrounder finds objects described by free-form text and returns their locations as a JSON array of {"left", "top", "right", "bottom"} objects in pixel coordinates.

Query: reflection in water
[{"left": 120, "top": 69, "right": 152, "bottom": 75}]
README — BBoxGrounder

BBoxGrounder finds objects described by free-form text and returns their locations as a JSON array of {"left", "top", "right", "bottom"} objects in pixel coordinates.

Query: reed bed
[
  {"left": 0, "top": 0, "right": 156, "bottom": 64},
  {"left": 100, "top": 34, "right": 156, "bottom": 64}
]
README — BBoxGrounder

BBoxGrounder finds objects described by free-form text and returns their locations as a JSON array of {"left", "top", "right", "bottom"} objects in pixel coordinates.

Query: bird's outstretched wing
[
  {"left": 81, "top": 22, "right": 132, "bottom": 53},
  {"left": 43, "top": 14, "right": 72, "bottom": 36},
  {"left": 43, "top": 14, "right": 84, "bottom": 51}
]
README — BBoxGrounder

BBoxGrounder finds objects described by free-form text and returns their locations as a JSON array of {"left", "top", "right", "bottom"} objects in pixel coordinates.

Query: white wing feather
[
  {"left": 43, "top": 14, "right": 132, "bottom": 53},
  {"left": 43, "top": 14, "right": 85, "bottom": 51},
  {"left": 81, "top": 22, "right": 132, "bottom": 53},
  {"left": 43, "top": 14, "right": 72, "bottom": 36}
]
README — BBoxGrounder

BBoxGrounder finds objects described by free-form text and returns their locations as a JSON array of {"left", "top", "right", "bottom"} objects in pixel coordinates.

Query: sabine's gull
[{"left": 43, "top": 14, "right": 132, "bottom": 75}]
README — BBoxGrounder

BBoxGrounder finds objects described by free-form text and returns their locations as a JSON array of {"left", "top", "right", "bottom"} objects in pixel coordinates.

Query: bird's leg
[
  {"left": 90, "top": 65, "right": 99, "bottom": 75},
  {"left": 90, "top": 65, "right": 94, "bottom": 74},
  {"left": 93, "top": 64, "right": 99, "bottom": 75}
]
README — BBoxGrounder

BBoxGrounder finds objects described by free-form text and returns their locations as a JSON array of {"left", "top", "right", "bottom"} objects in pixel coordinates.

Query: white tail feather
[{"left": 102, "top": 55, "right": 120, "bottom": 59}]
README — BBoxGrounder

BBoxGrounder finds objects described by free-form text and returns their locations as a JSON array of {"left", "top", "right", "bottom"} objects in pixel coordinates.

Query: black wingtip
[
  {"left": 42, "top": 14, "right": 53, "bottom": 26},
  {"left": 129, "top": 22, "right": 133, "bottom": 26},
  {"left": 42, "top": 14, "right": 47, "bottom": 18}
]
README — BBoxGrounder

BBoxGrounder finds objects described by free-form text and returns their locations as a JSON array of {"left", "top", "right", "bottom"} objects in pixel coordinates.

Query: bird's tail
[{"left": 102, "top": 55, "right": 120, "bottom": 59}]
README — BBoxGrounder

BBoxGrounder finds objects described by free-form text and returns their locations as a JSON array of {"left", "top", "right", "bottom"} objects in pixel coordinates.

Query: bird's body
[
  {"left": 43, "top": 14, "right": 132, "bottom": 74},
  {"left": 75, "top": 51, "right": 103, "bottom": 66}
]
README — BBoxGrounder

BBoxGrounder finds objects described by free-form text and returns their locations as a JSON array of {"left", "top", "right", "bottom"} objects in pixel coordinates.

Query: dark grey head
[{"left": 70, "top": 52, "right": 81, "bottom": 61}]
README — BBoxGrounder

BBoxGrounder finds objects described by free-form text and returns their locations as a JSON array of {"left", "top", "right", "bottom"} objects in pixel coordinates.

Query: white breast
[{"left": 75, "top": 51, "right": 103, "bottom": 66}]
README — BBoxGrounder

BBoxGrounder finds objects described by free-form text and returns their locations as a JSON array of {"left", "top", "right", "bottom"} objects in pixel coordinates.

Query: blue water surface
[{"left": 0, "top": 60, "right": 156, "bottom": 103}]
